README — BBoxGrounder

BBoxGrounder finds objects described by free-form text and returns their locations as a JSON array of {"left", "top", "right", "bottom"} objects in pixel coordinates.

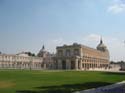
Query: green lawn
[{"left": 0, "top": 70, "right": 124, "bottom": 93}]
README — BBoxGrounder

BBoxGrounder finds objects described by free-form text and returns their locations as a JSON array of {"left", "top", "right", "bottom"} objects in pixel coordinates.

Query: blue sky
[{"left": 0, "top": 0, "right": 125, "bottom": 61}]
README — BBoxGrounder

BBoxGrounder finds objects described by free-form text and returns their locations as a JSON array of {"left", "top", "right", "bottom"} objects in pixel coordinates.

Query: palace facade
[
  {"left": 0, "top": 46, "right": 52, "bottom": 70},
  {"left": 0, "top": 54, "right": 43, "bottom": 69},
  {"left": 53, "top": 39, "right": 110, "bottom": 70},
  {"left": 0, "top": 39, "right": 110, "bottom": 70}
]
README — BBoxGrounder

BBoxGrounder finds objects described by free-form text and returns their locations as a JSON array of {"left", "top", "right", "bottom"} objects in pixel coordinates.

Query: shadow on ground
[
  {"left": 16, "top": 82, "right": 113, "bottom": 93},
  {"left": 102, "top": 72, "right": 125, "bottom": 76}
]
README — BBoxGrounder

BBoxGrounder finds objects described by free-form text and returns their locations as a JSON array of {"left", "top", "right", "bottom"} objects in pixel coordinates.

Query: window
[
  {"left": 74, "top": 49, "right": 79, "bottom": 56},
  {"left": 65, "top": 49, "right": 71, "bottom": 56},
  {"left": 58, "top": 50, "right": 63, "bottom": 56}
]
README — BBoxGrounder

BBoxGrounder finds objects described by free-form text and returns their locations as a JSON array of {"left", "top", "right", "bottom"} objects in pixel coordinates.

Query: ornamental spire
[
  {"left": 42, "top": 45, "right": 45, "bottom": 50},
  {"left": 100, "top": 36, "right": 103, "bottom": 44}
]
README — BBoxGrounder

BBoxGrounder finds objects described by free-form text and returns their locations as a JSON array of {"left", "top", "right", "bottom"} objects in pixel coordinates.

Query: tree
[
  {"left": 25, "top": 52, "right": 35, "bottom": 57},
  {"left": 110, "top": 61, "right": 116, "bottom": 64}
]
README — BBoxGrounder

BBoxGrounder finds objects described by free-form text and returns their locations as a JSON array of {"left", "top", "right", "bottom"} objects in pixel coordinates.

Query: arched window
[
  {"left": 66, "top": 49, "right": 71, "bottom": 56},
  {"left": 74, "top": 49, "right": 79, "bottom": 56},
  {"left": 58, "top": 50, "right": 63, "bottom": 56}
]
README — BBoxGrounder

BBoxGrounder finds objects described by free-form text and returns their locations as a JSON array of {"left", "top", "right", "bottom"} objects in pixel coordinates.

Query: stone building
[
  {"left": 0, "top": 46, "right": 50, "bottom": 70},
  {"left": 0, "top": 40, "right": 110, "bottom": 70},
  {"left": 54, "top": 39, "right": 110, "bottom": 70},
  {"left": 109, "top": 63, "right": 121, "bottom": 71},
  {"left": 37, "top": 45, "right": 54, "bottom": 69},
  {"left": 0, "top": 53, "right": 43, "bottom": 69}
]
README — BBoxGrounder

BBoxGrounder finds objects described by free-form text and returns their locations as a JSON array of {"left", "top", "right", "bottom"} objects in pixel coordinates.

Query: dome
[
  {"left": 97, "top": 43, "right": 106, "bottom": 48},
  {"left": 97, "top": 39, "right": 107, "bottom": 52},
  {"left": 37, "top": 45, "right": 47, "bottom": 57}
]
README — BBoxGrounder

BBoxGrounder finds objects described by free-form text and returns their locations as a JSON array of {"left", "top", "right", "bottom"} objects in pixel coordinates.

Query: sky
[{"left": 0, "top": 0, "right": 125, "bottom": 61}]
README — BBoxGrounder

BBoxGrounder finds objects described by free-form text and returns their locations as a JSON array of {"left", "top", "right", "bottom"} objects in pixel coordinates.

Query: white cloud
[
  {"left": 107, "top": 0, "right": 125, "bottom": 14},
  {"left": 46, "top": 38, "right": 65, "bottom": 53},
  {"left": 108, "top": 4, "right": 125, "bottom": 14},
  {"left": 52, "top": 38, "right": 64, "bottom": 45},
  {"left": 83, "top": 34, "right": 100, "bottom": 42},
  {"left": 82, "top": 34, "right": 101, "bottom": 48}
]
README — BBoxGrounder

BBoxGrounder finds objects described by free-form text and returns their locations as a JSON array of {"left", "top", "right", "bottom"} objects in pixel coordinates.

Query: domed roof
[
  {"left": 37, "top": 45, "right": 46, "bottom": 57},
  {"left": 97, "top": 42, "right": 106, "bottom": 48},
  {"left": 97, "top": 39, "right": 107, "bottom": 51}
]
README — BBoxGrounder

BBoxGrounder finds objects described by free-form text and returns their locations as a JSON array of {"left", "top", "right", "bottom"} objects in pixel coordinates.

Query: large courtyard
[{"left": 0, "top": 70, "right": 124, "bottom": 93}]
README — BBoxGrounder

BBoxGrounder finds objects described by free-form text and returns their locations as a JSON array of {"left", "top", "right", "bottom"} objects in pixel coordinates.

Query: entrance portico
[{"left": 57, "top": 57, "right": 81, "bottom": 70}]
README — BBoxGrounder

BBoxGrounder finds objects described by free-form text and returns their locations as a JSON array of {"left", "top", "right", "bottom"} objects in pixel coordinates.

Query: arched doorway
[
  {"left": 71, "top": 61, "right": 75, "bottom": 69},
  {"left": 62, "top": 60, "right": 66, "bottom": 69}
]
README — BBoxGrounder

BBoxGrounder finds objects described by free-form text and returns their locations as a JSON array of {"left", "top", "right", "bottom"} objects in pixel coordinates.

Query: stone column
[
  {"left": 83, "top": 63, "right": 85, "bottom": 69},
  {"left": 58, "top": 59, "right": 62, "bottom": 69},
  {"left": 44, "top": 64, "right": 46, "bottom": 69},
  {"left": 66, "top": 59, "right": 71, "bottom": 70},
  {"left": 75, "top": 59, "right": 78, "bottom": 70},
  {"left": 80, "top": 60, "right": 82, "bottom": 70}
]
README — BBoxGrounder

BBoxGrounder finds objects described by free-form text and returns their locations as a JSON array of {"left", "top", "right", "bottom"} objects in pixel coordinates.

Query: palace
[
  {"left": 53, "top": 39, "right": 110, "bottom": 70},
  {"left": 0, "top": 39, "right": 110, "bottom": 70},
  {"left": 0, "top": 46, "right": 52, "bottom": 70}
]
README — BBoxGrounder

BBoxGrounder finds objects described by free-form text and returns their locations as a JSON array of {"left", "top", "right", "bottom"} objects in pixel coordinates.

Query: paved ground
[{"left": 74, "top": 81, "right": 125, "bottom": 93}]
